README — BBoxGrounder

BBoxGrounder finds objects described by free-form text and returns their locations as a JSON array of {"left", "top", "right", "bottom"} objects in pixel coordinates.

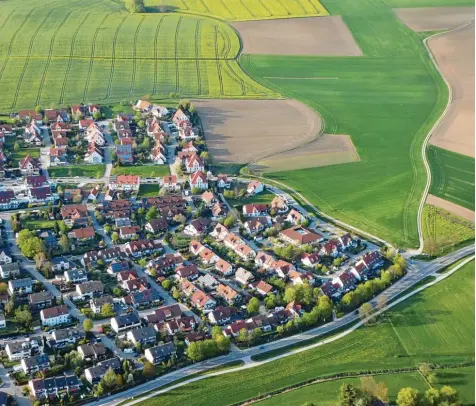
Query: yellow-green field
[{"left": 144, "top": 0, "right": 328, "bottom": 20}]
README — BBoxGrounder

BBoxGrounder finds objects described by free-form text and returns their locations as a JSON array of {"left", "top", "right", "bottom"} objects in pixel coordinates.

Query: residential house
[
  {"left": 144, "top": 303, "right": 183, "bottom": 324},
  {"left": 116, "top": 144, "right": 134, "bottom": 164},
  {"left": 150, "top": 142, "right": 167, "bottom": 164},
  {"left": 70, "top": 226, "right": 96, "bottom": 241},
  {"left": 109, "top": 175, "right": 141, "bottom": 191},
  {"left": 21, "top": 354, "right": 50, "bottom": 375},
  {"left": 47, "top": 328, "right": 85, "bottom": 349},
  {"left": 200, "top": 191, "right": 217, "bottom": 207},
  {"left": 0, "top": 313, "right": 5, "bottom": 329},
  {"left": 144, "top": 343, "right": 175, "bottom": 365},
  {"left": 78, "top": 343, "right": 107, "bottom": 361},
  {"left": 49, "top": 147, "right": 68, "bottom": 166},
  {"left": 320, "top": 280, "right": 342, "bottom": 299},
  {"left": 126, "top": 327, "right": 157, "bottom": 346},
  {"left": 334, "top": 271, "right": 358, "bottom": 293},
  {"left": 8, "top": 278, "right": 32, "bottom": 295},
  {"left": 0, "top": 191, "right": 19, "bottom": 211},
  {"left": 286, "top": 209, "right": 305, "bottom": 225},
  {"left": 19, "top": 155, "right": 40, "bottom": 175},
  {"left": 107, "top": 260, "right": 132, "bottom": 275},
  {"left": 216, "top": 174, "right": 231, "bottom": 189},
  {"left": 279, "top": 226, "right": 324, "bottom": 246},
  {"left": 123, "top": 288, "right": 161, "bottom": 308},
  {"left": 40, "top": 305, "right": 71, "bottom": 326},
  {"left": 184, "top": 154, "right": 204, "bottom": 174},
  {"left": 110, "top": 313, "right": 141, "bottom": 333},
  {"left": 0, "top": 262, "right": 20, "bottom": 279},
  {"left": 301, "top": 252, "right": 320, "bottom": 267},
  {"left": 90, "top": 295, "right": 114, "bottom": 314},
  {"left": 119, "top": 225, "right": 141, "bottom": 240},
  {"left": 82, "top": 247, "right": 126, "bottom": 267},
  {"left": 162, "top": 175, "right": 179, "bottom": 192},
  {"left": 28, "top": 186, "right": 56, "bottom": 204},
  {"left": 247, "top": 180, "right": 263, "bottom": 195},
  {"left": 216, "top": 284, "right": 241, "bottom": 305},
  {"left": 183, "top": 217, "right": 211, "bottom": 236},
  {"left": 25, "top": 175, "right": 47, "bottom": 188},
  {"left": 339, "top": 233, "right": 355, "bottom": 249},
  {"left": 189, "top": 171, "right": 208, "bottom": 190},
  {"left": 29, "top": 292, "right": 54, "bottom": 311},
  {"left": 211, "top": 202, "right": 227, "bottom": 220},
  {"left": 196, "top": 273, "right": 219, "bottom": 291},
  {"left": 28, "top": 375, "right": 80, "bottom": 400},
  {"left": 6, "top": 339, "right": 40, "bottom": 361},
  {"left": 214, "top": 258, "right": 234, "bottom": 277},
  {"left": 64, "top": 269, "right": 88, "bottom": 284},
  {"left": 234, "top": 267, "right": 254, "bottom": 286},
  {"left": 84, "top": 144, "right": 103, "bottom": 164},
  {"left": 175, "top": 264, "right": 199, "bottom": 281},
  {"left": 60, "top": 204, "right": 89, "bottom": 227},
  {"left": 0, "top": 250, "right": 11, "bottom": 265},
  {"left": 251, "top": 280, "right": 273, "bottom": 296},
  {"left": 288, "top": 270, "right": 316, "bottom": 286},
  {"left": 76, "top": 280, "right": 104, "bottom": 299},
  {"left": 88, "top": 186, "right": 101, "bottom": 201},
  {"left": 320, "top": 239, "right": 342, "bottom": 257},
  {"left": 51, "top": 257, "right": 75, "bottom": 272},
  {"left": 145, "top": 218, "right": 168, "bottom": 234},
  {"left": 210, "top": 223, "right": 229, "bottom": 241},
  {"left": 122, "top": 277, "right": 148, "bottom": 293},
  {"left": 123, "top": 239, "right": 163, "bottom": 258},
  {"left": 270, "top": 195, "right": 289, "bottom": 213},
  {"left": 208, "top": 306, "right": 237, "bottom": 325},
  {"left": 243, "top": 203, "right": 268, "bottom": 217},
  {"left": 147, "top": 253, "right": 183, "bottom": 276},
  {"left": 190, "top": 289, "right": 216, "bottom": 312},
  {"left": 84, "top": 358, "right": 121, "bottom": 385},
  {"left": 244, "top": 216, "right": 272, "bottom": 234}
]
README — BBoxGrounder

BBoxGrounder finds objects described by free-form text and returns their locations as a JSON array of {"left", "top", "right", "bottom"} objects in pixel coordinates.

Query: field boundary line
[
  {"left": 194, "top": 20, "right": 203, "bottom": 95},
  {"left": 152, "top": 16, "right": 165, "bottom": 95},
  {"left": 174, "top": 16, "right": 183, "bottom": 92},
  {"left": 415, "top": 19, "right": 475, "bottom": 253}
]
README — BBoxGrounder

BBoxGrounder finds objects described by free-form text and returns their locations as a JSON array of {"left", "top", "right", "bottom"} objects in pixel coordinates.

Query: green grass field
[
  {"left": 422, "top": 204, "right": 474, "bottom": 255},
  {"left": 257, "top": 372, "right": 429, "bottom": 406},
  {"left": 241, "top": 0, "right": 450, "bottom": 247},
  {"left": 20, "top": 219, "right": 57, "bottom": 230},
  {"left": 427, "top": 146, "right": 475, "bottom": 211},
  {"left": 48, "top": 164, "right": 105, "bottom": 178},
  {"left": 138, "top": 260, "right": 475, "bottom": 406},
  {"left": 433, "top": 366, "right": 475, "bottom": 405},
  {"left": 111, "top": 165, "right": 170, "bottom": 177},
  {"left": 0, "top": 0, "right": 278, "bottom": 111},
  {"left": 226, "top": 189, "right": 275, "bottom": 207},
  {"left": 144, "top": 0, "right": 328, "bottom": 20},
  {"left": 385, "top": 0, "right": 473, "bottom": 6},
  {"left": 9, "top": 148, "right": 40, "bottom": 166},
  {"left": 137, "top": 184, "right": 162, "bottom": 197}
]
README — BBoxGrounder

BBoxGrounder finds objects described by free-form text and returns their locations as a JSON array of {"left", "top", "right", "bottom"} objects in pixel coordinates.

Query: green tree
[
  {"left": 15, "top": 307, "right": 33, "bottom": 327},
  {"left": 83, "top": 318, "right": 93, "bottom": 332},
  {"left": 339, "top": 383, "right": 358, "bottom": 406},
  {"left": 247, "top": 297, "right": 260, "bottom": 314},
  {"left": 59, "top": 235, "right": 70, "bottom": 253},
  {"left": 424, "top": 388, "right": 441, "bottom": 406},
  {"left": 439, "top": 386, "right": 458, "bottom": 405},
  {"left": 359, "top": 302, "right": 374, "bottom": 323},
  {"left": 101, "top": 367, "right": 118, "bottom": 390},
  {"left": 162, "top": 279, "right": 172, "bottom": 290},
  {"left": 142, "top": 361, "right": 157, "bottom": 377},
  {"left": 137, "top": 120, "right": 145, "bottom": 129},
  {"left": 13, "top": 142, "right": 20, "bottom": 152},
  {"left": 111, "top": 232, "right": 119, "bottom": 243},
  {"left": 146, "top": 206, "right": 159, "bottom": 221},
  {"left": 223, "top": 215, "right": 235, "bottom": 228},
  {"left": 92, "top": 110, "right": 102, "bottom": 120},
  {"left": 0, "top": 282, "right": 7, "bottom": 294},
  {"left": 237, "top": 328, "right": 250, "bottom": 344},
  {"left": 35, "top": 105, "right": 42, "bottom": 114},
  {"left": 125, "top": 0, "right": 145, "bottom": 13},
  {"left": 396, "top": 387, "right": 420, "bottom": 406},
  {"left": 102, "top": 303, "right": 115, "bottom": 317}
]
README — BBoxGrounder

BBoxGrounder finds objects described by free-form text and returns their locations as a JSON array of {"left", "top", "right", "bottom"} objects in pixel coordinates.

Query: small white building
[{"left": 40, "top": 305, "right": 71, "bottom": 327}]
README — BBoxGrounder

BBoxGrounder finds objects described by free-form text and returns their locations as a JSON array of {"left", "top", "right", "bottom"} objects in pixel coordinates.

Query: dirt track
[
  {"left": 233, "top": 16, "right": 362, "bottom": 56},
  {"left": 251, "top": 134, "right": 360, "bottom": 172},
  {"left": 394, "top": 7, "right": 474, "bottom": 31},
  {"left": 426, "top": 194, "right": 475, "bottom": 222},
  {"left": 194, "top": 99, "right": 322, "bottom": 164}
]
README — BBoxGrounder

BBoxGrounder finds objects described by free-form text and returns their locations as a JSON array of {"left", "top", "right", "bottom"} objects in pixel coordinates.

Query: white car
[{"left": 124, "top": 348, "right": 134, "bottom": 354}]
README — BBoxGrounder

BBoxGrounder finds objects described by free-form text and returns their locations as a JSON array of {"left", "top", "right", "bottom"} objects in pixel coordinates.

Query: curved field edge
[
  {"left": 131, "top": 259, "right": 475, "bottom": 406},
  {"left": 238, "top": 0, "right": 450, "bottom": 249}
]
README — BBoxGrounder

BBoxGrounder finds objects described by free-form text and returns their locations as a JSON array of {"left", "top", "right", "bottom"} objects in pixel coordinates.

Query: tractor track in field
[
  {"left": 0, "top": 10, "right": 15, "bottom": 34},
  {"left": 197, "top": 0, "right": 211, "bottom": 13},
  {"left": 59, "top": 12, "right": 91, "bottom": 104},
  {"left": 11, "top": 9, "right": 55, "bottom": 108},
  {"left": 130, "top": 16, "right": 145, "bottom": 96},
  {"left": 105, "top": 15, "right": 128, "bottom": 100},
  {"left": 0, "top": 8, "right": 37, "bottom": 86},
  {"left": 152, "top": 16, "right": 164, "bottom": 95},
  {"left": 219, "top": 0, "right": 236, "bottom": 20},
  {"left": 214, "top": 26, "right": 224, "bottom": 95},
  {"left": 174, "top": 16, "right": 183, "bottom": 92},
  {"left": 83, "top": 13, "right": 111, "bottom": 102},
  {"left": 194, "top": 19, "right": 203, "bottom": 95},
  {"left": 238, "top": 0, "right": 256, "bottom": 18},
  {"left": 257, "top": 0, "right": 273, "bottom": 17},
  {"left": 305, "top": 0, "right": 319, "bottom": 14},
  {"left": 35, "top": 11, "right": 73, "bottom": 106},
  {"left": 221, "top": 28, "right": 245, "bottom": 95}
]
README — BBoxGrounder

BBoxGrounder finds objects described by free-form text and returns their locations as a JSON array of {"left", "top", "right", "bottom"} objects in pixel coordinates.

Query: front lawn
[
  {"left": 226, "top": 189, "right": 275, "bottom": 207},
  {"left": 137, "top": 184, "right": 162, "bottom": 198},
  {"left": 10, "top": 148, "right": 40, "bottom": 166},
  {"left": 20, "top": 219, "right": 57, "bottom": 230},
  {"left": 111, "top": 165, "right": 170, "bottom": 177},
  {"left": 48, "top": 164, "right": 105, "bottom": 178}
]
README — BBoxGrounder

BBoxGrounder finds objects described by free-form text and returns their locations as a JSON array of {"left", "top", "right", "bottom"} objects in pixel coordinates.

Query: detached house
[
  {"left": 19, "top": 155, "right": 40, "bottom": 175},
  {"left": 189, "top": 171, "right": 208, "bottom": 190},
  {"left": 184, "top": 217, "right": 211, "bottom": 236},
  {"left": 279, "top": 226, "right": 324, "bottom": 246},
  {"left": 216, "top": 284, "right": 241, "bottom": 305},
  {"left": 76, "top": 280, "right": 104, "bottom": 299},
  {"left": 184, "top": 153, "right": 204, "bottom": 173},
  {"left": 162, "top": 175, "right": 179, "bottom": 191},
  {"left": 123, "top": 239, "right": 163, "bottom": 258},
  {"left": 21, "top": 354, "right": 50, "bottom": 375},
  {"left": 84, "top": 144, "right": 103, "bottom": 164},
  {"left": 247, "top": 180, "right": 264, "bottom": 195},
  {"left": 8, "top": 278, "right": 32, "bottom": 295},
  {"left": 111, "top": 313, "right": 141, "bottom": 333},
  {"left": 144, "top": 343, "right": 175, "bottom": 365},
  {"left": 110, "top": 175, "right": 140, "bottom": 191},
  {"left": 40, "top": 305, "right": 71, "bottom": 326},
  {"left": 126, "top": 327, "right": 157, "bottom": 346},
  {"left": 145, "top": 217, "right": 168, "bottom": 234},
  {"left": 243, "top": 204, "right": 268, "bottom": 217},
  {"left": 190, "top": 289, "right": 216, "bottom": 312},
  {"left": 286, "top": 209, "right": 305, "bottom": 225},
  {"left": 208, "top": 306, "right": 238, "bottom": 325}
]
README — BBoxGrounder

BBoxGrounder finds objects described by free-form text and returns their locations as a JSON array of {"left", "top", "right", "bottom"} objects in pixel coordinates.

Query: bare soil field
[
  {"left": 251, "top": 134, "right": 360, "bottom": 172},
  {"left": 428, "top": 21, "right": 475, "bottom": 157},
  {"left": 194, "top": 99, "right": 322, "bottom": 164},
  {"left": 394, "top": 7, "right": 474, "bottom": 31},
  {"left": 427, "top": 194, "right": 475, "bottom": 222},
  {"left": 232, "top": 16, "right": 362, "bottom": 56}
]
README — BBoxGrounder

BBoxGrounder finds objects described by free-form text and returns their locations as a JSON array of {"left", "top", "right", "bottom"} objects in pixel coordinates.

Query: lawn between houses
[
  {"left": 9, "top": 148, "right": 40, "bottom": 166},
  {"left": 111, "top": 165, "right": 170, "bottom": 177},
  {"left": 136, "top": 260, "right": 475, "bottom": 406},
  {"left": 241, "top": 0, "right": 451, "bottom": 248},
  {"left": 137, "top": 184, "right": 162, "bottom": 198},
  {"left": 48, "top": 164, "right": 105, "bottom": 178}
]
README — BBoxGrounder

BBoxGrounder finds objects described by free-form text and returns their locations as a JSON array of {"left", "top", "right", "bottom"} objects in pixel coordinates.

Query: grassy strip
[
  {"left": 137, "top": 184, "right": 162, "bottom": 198},
  {"left": 111, "top": 165, "right": 170, "bottom": 177},
  {"left": 48, "top": 164, "right": 105, "bottom": 178}
]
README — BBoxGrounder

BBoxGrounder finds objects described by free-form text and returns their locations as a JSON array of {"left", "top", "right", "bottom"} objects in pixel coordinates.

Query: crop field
[
  {"left": 111, "top": 165, "right": 170, "bottom": 177},
  {"left": 139, "top": 261, "right": 474, "bottom": 406},
  {"left": 428, "top": 146, "right": 475, "bottom": 211},
  {"left": 144, "top": 0, "right": 328, "bottom": 21},
  {"left": 433, "top": 366, "right": 475, "bottom": 405},
  {"left": 240, "top": 0, "right": 452, "bottom": 247},
  {"left": 48, "top": 164, "right": 105, "bottom": 178},
  {"left": 257, "top": 372, "right": 429, "bottom": 406},
  {"left": 422, "top": 204, "right": 474, "bottom": 255},
  {"left": 386, "top": 0, "right": 474, "bottom": 7},
  {"left": 0, "top": 0, "right": 277, "bottom": 111}
]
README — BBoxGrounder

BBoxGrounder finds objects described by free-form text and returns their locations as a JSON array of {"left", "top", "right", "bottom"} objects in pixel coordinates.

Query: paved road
[{"left": 96, "top": 244, "right": 474, "bottom": 406}]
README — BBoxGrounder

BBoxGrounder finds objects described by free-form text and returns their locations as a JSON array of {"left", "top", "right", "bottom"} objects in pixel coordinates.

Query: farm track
[
  {"left": 221, "top": 28, "right": 245, "bottom": 95},
  {"left": 174, "top": 17, "right": 183, "bottom": 92},
  {"left": 83, "top": 13, "right": 111, "bottom": 102},
  {"left": 214, "top": 26, "right": 224, "bottom": 95},
  {"left": 35, "top": 11, "right": 73, "bottom": 106},
  {"left": 59, "top": 12, "right": 91, "bottom": 104},
  {"left": 11, "top": 9, "right": 55, "bottom": 108},
  {"left": 195, "top": 20, "right": 203, "bottom": 95},
  {"left": 105, "top": 15, "right": 129, "bottom": 100},
  {"left": 152, "top": 17, "right": 164, "bottom": 95},
  {"left": 130, "top": 16, "right": 145, "bottom": 95},
  {"left": 0, "top": 8, "right": 37, "bottom": 85}
]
